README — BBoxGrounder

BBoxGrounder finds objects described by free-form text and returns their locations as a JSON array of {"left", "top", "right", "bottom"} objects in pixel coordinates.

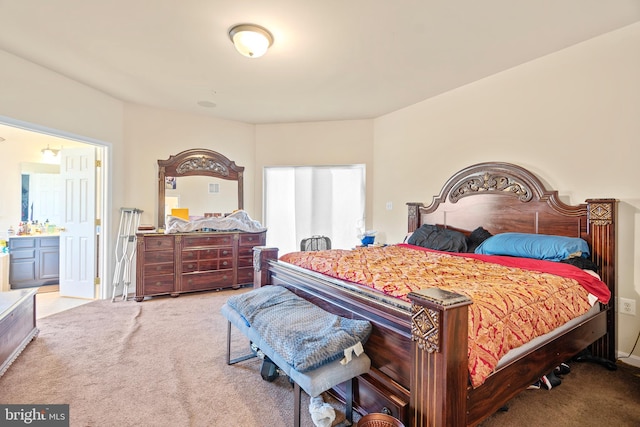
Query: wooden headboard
[{"left": 407, "top": 161, "right": 617, "bottom": 361}]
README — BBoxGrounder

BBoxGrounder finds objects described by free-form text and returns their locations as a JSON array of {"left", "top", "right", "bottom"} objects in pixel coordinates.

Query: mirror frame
[{"left": 157, "top": 148, "right": 244, "bottom": 227}]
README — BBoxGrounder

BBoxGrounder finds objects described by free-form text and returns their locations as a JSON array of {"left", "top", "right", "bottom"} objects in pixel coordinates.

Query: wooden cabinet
[
  {"left": 8, "top": 236, "right": 60, "bottom": 289},
  {"left": 135, "top": 231, "right": 266, "bottom": 301}
]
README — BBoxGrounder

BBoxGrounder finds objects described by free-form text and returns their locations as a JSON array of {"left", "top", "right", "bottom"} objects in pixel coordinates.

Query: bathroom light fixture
[
  {"left": 228, "top": 24, "right": 273, "bottom": 58},
  {"left": 41, "top": 144, "right": 60, "bottom": 157}
]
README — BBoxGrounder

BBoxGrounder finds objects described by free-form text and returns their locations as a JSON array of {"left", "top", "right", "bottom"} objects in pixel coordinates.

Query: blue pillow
[{"left": 474, "top": 232, "right": 590, "bottom": 261}]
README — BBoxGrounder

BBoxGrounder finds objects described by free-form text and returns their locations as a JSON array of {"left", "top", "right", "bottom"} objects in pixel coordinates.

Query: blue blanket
[{"left": 226, "top": 286, "right": 372, "bottom": 372}]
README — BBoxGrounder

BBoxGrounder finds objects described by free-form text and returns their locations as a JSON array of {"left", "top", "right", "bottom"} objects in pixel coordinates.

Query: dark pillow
[
  {"left": 466, "top": 227, "right": 493, "bottom": 253},
  {"left": 407, "top": 224, "right": 468, "bottom": 252},
  {"left": 559, "top": 257, "right": 600, "bottom": 272}
]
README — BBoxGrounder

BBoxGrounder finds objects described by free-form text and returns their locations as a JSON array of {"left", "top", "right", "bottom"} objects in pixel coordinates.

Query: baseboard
[{"left": 617, "top": 351, "right": 640, "bottom": 369}]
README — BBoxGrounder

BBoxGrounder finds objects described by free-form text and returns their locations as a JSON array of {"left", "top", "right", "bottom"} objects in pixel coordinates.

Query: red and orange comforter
[{"left": 279, "top": 244, "right": 610, "bottom": 387}]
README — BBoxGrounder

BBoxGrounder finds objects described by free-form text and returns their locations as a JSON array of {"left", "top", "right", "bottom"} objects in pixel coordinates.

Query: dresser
[{"left": 134, "top": 230, "right": 266, "bottom": 301}]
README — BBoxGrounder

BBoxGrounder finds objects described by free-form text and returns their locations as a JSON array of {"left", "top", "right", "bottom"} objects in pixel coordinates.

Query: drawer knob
[
  {"left": 222, "top": 261, "right": 228, "bottom": 266},
  {"left": 188, "top": 264, "right": 194, "bottom": 268},
  {"left": 381, "top": 407, "right": 392, "bottom": 416}
]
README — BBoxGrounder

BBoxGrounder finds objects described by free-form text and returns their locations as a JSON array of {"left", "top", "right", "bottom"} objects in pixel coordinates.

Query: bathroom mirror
[
  {"left": 157, "top": 149, "right": 244, "bottom": 228},
  {"left": 20, "top": 162, "right": 61, "bottom": 224}
]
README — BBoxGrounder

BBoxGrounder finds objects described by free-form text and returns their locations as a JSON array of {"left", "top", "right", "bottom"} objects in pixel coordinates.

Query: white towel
[{"left": 309, "top": 395, "right": 336, "bottom": 427}]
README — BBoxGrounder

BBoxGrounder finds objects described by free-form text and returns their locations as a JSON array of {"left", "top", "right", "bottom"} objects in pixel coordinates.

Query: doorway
[{"left": 0, "top": 117, "right": 111, "bottom": 300}]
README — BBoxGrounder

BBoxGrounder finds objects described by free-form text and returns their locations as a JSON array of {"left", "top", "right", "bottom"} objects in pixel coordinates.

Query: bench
[{"left": 221, "top": 286, "right": 372, "bottom": 427}]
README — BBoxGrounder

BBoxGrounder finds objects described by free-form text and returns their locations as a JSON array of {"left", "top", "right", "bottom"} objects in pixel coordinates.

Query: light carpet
[{"left": 0, "top": 289, "right": 353, "bottom": 427}]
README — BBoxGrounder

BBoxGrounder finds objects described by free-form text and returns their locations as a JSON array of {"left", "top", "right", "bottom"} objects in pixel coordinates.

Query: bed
[{"left": 252, "top": 162, "right": 617, "bottom": 427}]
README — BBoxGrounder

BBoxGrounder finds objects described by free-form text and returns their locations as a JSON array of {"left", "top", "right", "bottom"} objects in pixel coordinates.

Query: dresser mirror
[{"left": 157, "top": 149, "right": 244, "bottom": 228}]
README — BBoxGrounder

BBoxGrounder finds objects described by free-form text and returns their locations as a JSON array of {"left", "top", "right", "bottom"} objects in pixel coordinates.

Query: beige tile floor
[{"left": 36, "top": 291, "right": 93, "bottom": 319}]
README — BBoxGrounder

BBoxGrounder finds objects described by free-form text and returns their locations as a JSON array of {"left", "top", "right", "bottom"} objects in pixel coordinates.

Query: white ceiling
[{"left": 1, "top": 0, "right": 639, "bottom": 126}]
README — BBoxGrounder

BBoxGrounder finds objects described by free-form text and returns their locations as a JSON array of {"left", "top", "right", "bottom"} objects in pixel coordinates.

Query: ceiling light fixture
[{"left": 228, "top": 24, "right": 273, "bottom": 58}]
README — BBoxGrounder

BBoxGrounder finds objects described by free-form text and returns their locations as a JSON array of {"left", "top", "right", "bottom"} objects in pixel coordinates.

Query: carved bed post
[
  {"left": 586, "top": 198, "right": 617, "bottom": 363},
  {"left": 253, "top": 246, "right": 279, "bottom": 288},
  {"left": 408, "top": 288, "right": 472, "bottom": 427},
  {"left": 407, "top": 203, "right": 424, "bottom": 233}
]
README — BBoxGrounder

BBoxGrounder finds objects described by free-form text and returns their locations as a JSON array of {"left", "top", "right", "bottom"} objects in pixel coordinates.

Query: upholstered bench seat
[{"left": 221, "top": 286, "right": 372, "bottom": 427}]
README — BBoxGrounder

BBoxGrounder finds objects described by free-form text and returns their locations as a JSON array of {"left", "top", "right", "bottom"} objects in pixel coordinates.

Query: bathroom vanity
[{"left": 8, "top": 235, "right": 60, "bottom": 289}]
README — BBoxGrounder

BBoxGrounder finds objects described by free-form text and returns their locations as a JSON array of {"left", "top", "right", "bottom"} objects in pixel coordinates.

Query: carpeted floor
[{"left": 1, "top": 289, "right": 639, "bottom": 427}]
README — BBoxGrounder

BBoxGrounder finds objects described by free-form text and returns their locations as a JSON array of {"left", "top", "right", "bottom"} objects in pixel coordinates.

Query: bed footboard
[{"left": 407, "top": 288, "right": 472, "bottom": 427}]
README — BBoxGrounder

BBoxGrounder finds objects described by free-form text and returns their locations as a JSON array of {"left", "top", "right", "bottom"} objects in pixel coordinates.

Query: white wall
[
  {"left": 372, "top": 22, "right": 640, "bottom": 361},
  {"left": 122, "top": 104, "right": 255, "bottom": 227}
]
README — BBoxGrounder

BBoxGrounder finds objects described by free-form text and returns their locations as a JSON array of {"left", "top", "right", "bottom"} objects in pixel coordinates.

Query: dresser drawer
[
  {"left": 183, "top": 234, "right": 234, "bottom": 248},
  {"left": 182, "top": 248, "right": 221, "bottom": 261},
  {"left": 182, "top": 259, "right": 226, "bottom": 273},
  {"left": 196, "top": 248, "right": 218, "bottom": 260},
  {"left": 239, "top": 233, "right": 265, "bottom": 246},
  {"left": 182, "top": 249, "right": 233, "bottom": 262},
  {"left": 143, "top": 250, "right": 174, "bottom": 264},
  {"left": 182, "top": 270, "right": 233, "bottom": 291},
  {"left": 238, "top": 246, "right": 255, "bottom": 257},
  {"left": 144, "top": 263, "right": 174, "bottom": 276},
  {"left": 142, "top": 275, "right": 175, "bottom": 294},
  {"left": 237, "top": 266, "right": 255, "bottom": 284},
  {"left": 237, "top": 257, "right": 253, "bottom": 268},
  {"left": 144, "top": 235, "right": 175, "bottom": 251}
]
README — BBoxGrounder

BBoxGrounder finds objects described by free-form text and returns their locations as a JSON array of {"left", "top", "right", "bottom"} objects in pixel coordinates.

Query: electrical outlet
[{"left": 619, "top": 297, "right": 636, "bottom": 316}]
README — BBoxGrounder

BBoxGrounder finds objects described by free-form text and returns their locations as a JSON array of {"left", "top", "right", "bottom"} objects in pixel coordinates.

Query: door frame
[{"left": 1, "top": 115, "right": 112, "bottom": 299}]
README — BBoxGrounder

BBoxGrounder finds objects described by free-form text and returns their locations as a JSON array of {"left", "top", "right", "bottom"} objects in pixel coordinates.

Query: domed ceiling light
[{"left": 228, "top": 24, "right": 273, "bottom": 58}]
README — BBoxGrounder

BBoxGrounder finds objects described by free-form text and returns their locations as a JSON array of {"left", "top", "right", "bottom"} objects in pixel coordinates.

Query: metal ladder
[{"left": 111, "top": 208, "right": 143, "bottom": 302}]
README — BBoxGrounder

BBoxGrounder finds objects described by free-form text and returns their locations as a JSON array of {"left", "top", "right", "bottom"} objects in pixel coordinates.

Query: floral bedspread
[{"left": 279, "top": 244, "right": 609, "bottom": 387}]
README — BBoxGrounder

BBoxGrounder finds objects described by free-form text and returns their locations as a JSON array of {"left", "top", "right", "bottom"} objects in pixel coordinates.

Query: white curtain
[{"left": 264, "top": 165, "right": 365, "bottom": 255}]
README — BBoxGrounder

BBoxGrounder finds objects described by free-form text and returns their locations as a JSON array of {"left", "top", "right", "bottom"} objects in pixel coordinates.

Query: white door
[{"left": 59, "top": 147, "right": 96, "bottom": 298}]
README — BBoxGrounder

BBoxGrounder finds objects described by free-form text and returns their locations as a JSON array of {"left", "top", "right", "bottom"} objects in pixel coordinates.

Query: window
[{"left": 264, "top": 165, "right": 365, "bottom": 255}]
